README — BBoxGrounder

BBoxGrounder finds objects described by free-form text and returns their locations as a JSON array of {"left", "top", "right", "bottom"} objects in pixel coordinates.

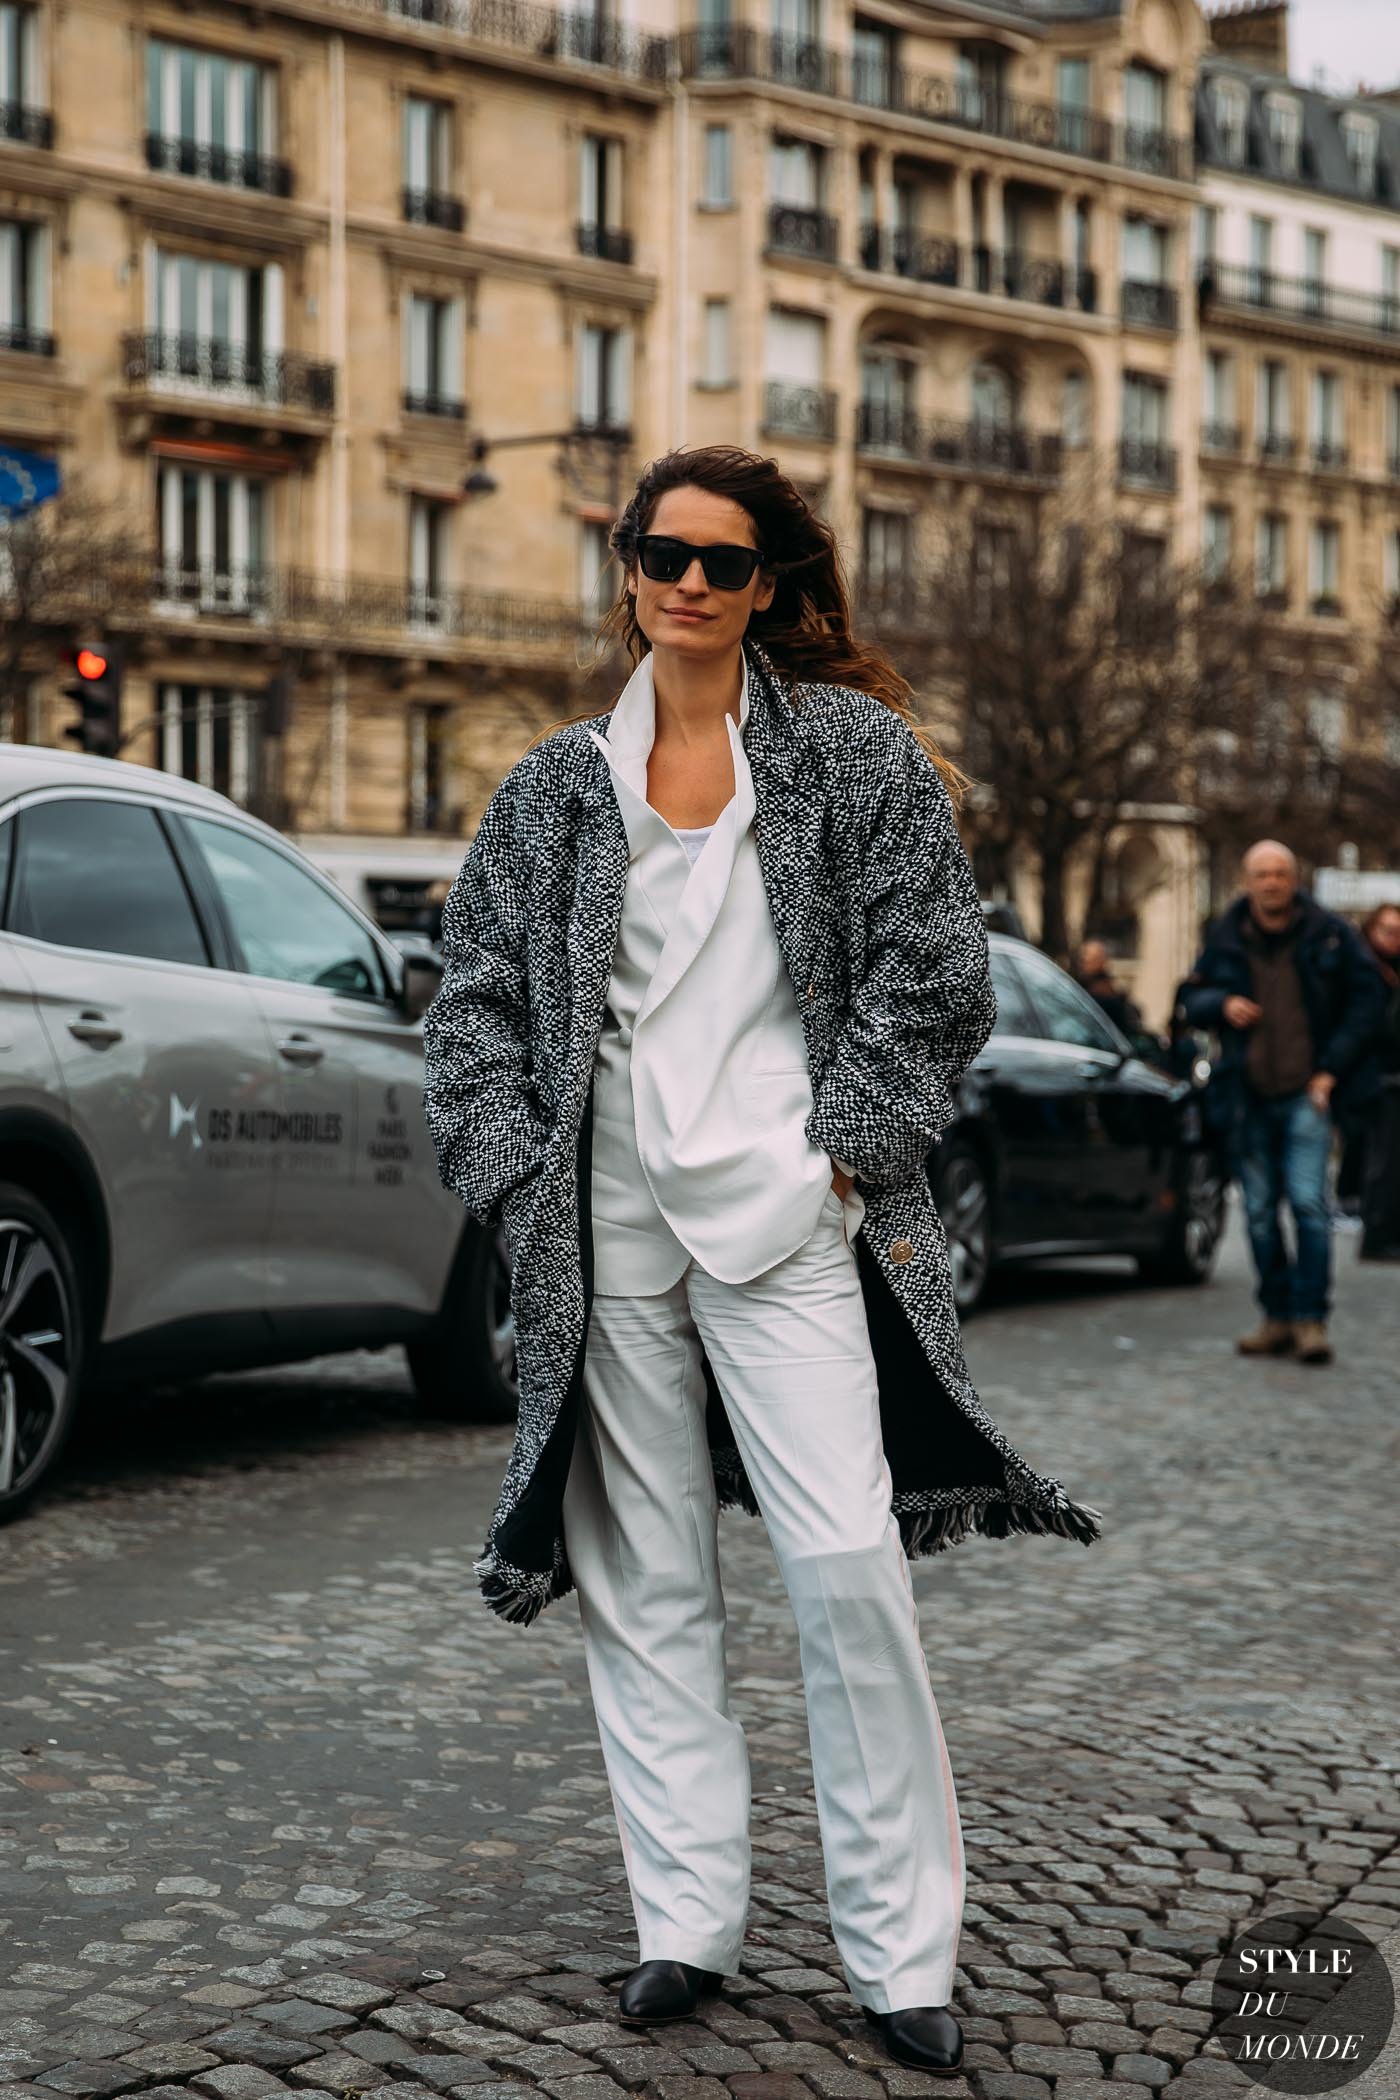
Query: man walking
[{"left": 1176, "top": 840, "right": 1385, "bottom": 1365}]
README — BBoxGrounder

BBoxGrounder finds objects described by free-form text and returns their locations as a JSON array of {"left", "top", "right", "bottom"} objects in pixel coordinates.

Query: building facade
[{"left": 2, "top": 0, "right": 1398, "bottom": 1010}]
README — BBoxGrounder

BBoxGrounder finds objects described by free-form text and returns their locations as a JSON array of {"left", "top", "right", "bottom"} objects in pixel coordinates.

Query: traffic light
[{"left": 60, "top": 641, "right": 124, "bottom": 758}]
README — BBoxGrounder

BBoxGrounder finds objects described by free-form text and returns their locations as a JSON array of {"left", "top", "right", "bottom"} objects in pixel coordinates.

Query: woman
[{"left": 422, "top": 446, "right": 1101, "bottom": 2069}]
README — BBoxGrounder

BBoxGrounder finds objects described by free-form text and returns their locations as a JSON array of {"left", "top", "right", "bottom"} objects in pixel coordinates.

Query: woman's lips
[{"left": 663, "top": 608, "right": 715, "bottom": 622}]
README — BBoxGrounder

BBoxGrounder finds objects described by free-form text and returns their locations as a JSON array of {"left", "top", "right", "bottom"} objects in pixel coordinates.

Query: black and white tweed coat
[{"left": 422, "top": 638, "right": 1102, "bottom": 1625}]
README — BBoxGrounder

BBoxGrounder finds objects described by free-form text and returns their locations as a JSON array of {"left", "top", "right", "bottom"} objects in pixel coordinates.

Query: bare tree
[{"left": 0, "top": 471, "right": 150, "bottom": 733}]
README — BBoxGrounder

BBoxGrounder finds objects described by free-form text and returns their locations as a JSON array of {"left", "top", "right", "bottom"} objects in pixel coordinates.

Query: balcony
[
  {"left": 403, "top": 187, "right": 467, "bottom": 231},
  {"left": 122, "top": 332, "right": 337, "bottom": 416},
  {"left": 383, "top": 0, "right": 669, "bottom": 86},
  {"left": 858, "top": 401, "right": 1062, "bottom": 482},
  {"left": 403, "top": 388, "right": 468, "bottom": 419},
  {"left": 576, "top": 222, "right": 634, "bottom": 264},
  {"left": 0, "top": 321, "right": 55, "bottom": 357},
  {"left": 677, "top": 25, "right": 1193, "bottom": 180},
  {"left": 1201, "top": 421, "right": 1243, "bottom": 456},
  {"left": 762, "top": 380, "right": 837, "bottom": 440},
  {"left": 145, "top": 134, "right": 293, "bottom": 197},
  {"left": 1198, "top": 261, "right": 1400, "bottom": 346},
  {"left": 0, "top": 101, "right": 54, "bottom": 149},
  {"left": 1310, "top": 592, "right": 1344, "bottom": 618},
  {"left": 767, "top": 203, "right": 839, "bottom": 263},
  {"left": 1121, "top": 279, "right": 1179, "bottom": 330},
  {"left": 1118, "top": 437, "right": 1176, "bottom": 490},
  {"left": 1257, "top": 432, "right": 1297, "bottom": 467},
  {"left": 860, "top": 229, "right": 1094, "bottom": 313},
  {"left": 1310, "top": 439, "right": 1349, "bottom": 472}
]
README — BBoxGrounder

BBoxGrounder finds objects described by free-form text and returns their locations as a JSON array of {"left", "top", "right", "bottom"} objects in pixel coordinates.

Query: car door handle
[
  {"left": 277, "top": 1034, "right": 326, "bottom": 1067},
  {"left": 1075, "top": 1060, "right": 1107, "bottom": 1079},
  {"left": 67, "top": 1011, "right": 123, "bottom": 1050}
]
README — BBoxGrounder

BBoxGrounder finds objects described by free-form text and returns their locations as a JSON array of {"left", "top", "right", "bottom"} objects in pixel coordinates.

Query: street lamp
[{"left": 462, "top": 425, "right": 632, "bottom": 508}]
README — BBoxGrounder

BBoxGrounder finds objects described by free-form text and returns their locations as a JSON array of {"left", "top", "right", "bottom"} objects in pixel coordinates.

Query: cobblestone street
[{"left": 2, "top": 1206, "right": 1397, "bottom": 2100}]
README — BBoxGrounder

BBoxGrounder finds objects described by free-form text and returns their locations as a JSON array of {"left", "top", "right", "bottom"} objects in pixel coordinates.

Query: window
[
  {"left": 187, "top": 817, "right": 384, "bottom": 998},
  {"left": 1211, "top": 75, "right": 1248, "bottom": 164},
  {"left": 1062, "top": 368, "right": 1089, "bottom": 447},
  {"left": 402, "top": 292, "right": 464, "bottom": 416},
  {"left": 1122, "top": 61, "right": 1166, "bottom": 166},
  {"left": 1204, "top": 505, "right": 1233, "bottom": 582},
  {"left": 575, "top": 320, "right": 631, "bottom": 431},
  {"left": 764, "top": 304, "right": 825, "bottom": 384},
  {"left": 1302, "top": 226, "right": 1326, "bottom": 291},
  {"left": 1256, "top": 513, "right": 1287, "bottom": 597},
  {"left": 1384, "top": 528, "right": 1400, "bottom": 604},
  {"left": 852, "top": 21, "right": 896, "bottom": 107},
  {"left": 1341, "top": 111, "right": 1379, "bottom": 197},
  {"left": 408, "top": 493, "right": 451, "bottom": 625},
  {"left": 971, "top": 360, "right": 1017, "bottom": 430},
  {"left": 1118, "top": 527, "right": 1168, "bottom": 643},
  {"left": 1309, "top": 519, "right": 1340, "bottom": 607},
  {"left": 10, "top": 799, "right": 207, "bottom": 966},
  {"left": 1311, "top": 369, "right": 1341, "bottom": 457},
  {"left": 579, "top": 516, "right": 614, "bottom": 618},
  {"left": 970, "top": 521, "right": 1016, "bottom": 631},
  {"left": 159, "top": 684, "right": 260, "bottom": 804},
  {"left": 1248, "top": 214, "right": 1273, "bottom": 302},
  {"left": 769, "top": 135, "right": 823, "bottom": 207},
  {"left": 1194, "top": 203, "right": 1219, "bottom": 267},
  {"left": 407, "top": 702, "right": 450, "bottom": 832},
  {"left": 0, "top": 217, "right": 49, "bottom": 348},
  {"left": 1204, "top": 348, "right": 1234, "bottom": 427},
  {"left": 149, "top": 249, "right": 279, "bottom": 388},
  {"left": 1019, "top": 951, "right": 1123, "bottom": 1054},
  {"left": 987, "top": 950, "right": 1042, "bottom": 1039},
  {"left": 402, "top": 97, "right": 453, "bottom": 216},
  {"left": 1122, "top": 214, "right": 1167, "bottom": 284},
  {"left": 1388, "top": 383, "right": 1400, "bottom": 472},
  {"left": 1, "top": 3, "right": 40, "bottom": 107},
  {"left": 146, "top": 37, "right": 277, "bottom": 188},
  {"left": 157, "top": 463, "right": 268, "bottom": 613},
  {"left": 701, "top": 296, "right": 732, "bottom": 386},
  {"left": 1122, "top": 370, "right": 1167, "bottom": 445},
  {"left": 1306, "top": 688, "right": 1346, "bottom": 767},
  {"left": 702, "top": 123, "right": 732, "bottom": 206},
  {"left": 956, "top": 43, "right": 1005, "bottom": 127},
  {"left": 1056, "top": 54, "right": 1092, "bottom": 155},
  {"left": 579, "top": 133, "right": 624, "bottom": 248},
  {"left": 1265, "top": 91, "right": 1301, "bottom": 176},
  {"left": 1257, "top": 359, "right": 1289, "bottom": 445},
  {"left": 860, "top": 348, "right": 913, "bottom": 428},
  {"left": 861, "top": 509, "right": 910, "bottom": 603}
]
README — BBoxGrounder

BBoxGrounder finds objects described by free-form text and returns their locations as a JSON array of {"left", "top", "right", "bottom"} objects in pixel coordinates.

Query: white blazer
[{"left": 585, "top": 650, "right": 865, "bottom": 1295}]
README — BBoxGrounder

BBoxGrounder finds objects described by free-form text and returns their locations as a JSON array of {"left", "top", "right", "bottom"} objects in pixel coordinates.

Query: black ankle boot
[
  {"left": 861, "top": 2003, "right": 964, "bottom": 2072},
  {"left": 617, "top": 1958, "right": 726, "bottom": 2024}
]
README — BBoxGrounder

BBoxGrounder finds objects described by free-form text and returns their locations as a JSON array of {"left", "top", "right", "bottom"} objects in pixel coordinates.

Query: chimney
[{"left": 1206, "top": 0, "right": 1289, "bottom": 78}]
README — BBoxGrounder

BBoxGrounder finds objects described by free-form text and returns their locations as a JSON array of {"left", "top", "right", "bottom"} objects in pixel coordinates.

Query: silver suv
[{"left": 0, "top": 744, "right": 514, "bottom": 1520}]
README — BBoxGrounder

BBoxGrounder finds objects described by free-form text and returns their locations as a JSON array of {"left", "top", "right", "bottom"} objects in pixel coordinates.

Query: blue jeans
[{"left": 1230, "top": 1088, "right": 1333, "bottom": 1323}]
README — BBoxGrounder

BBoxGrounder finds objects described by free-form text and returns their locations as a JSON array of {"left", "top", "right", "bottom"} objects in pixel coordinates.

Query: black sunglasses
[{"left": 636, "top": 534, "right": 767, "bottom": 591}]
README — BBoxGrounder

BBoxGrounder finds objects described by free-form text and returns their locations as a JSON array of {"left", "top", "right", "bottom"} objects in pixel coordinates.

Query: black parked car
[{"left": 931, "top": 933, "right": 1227, "bottom": 1314}]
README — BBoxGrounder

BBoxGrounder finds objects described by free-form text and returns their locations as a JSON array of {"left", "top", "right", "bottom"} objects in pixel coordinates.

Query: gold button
[
  {"left": 805, "top": 979, "right": 815, "bottom": 1000},
  {"left": 888, "top": 1237, "right": 915, "bottom": 1264}
]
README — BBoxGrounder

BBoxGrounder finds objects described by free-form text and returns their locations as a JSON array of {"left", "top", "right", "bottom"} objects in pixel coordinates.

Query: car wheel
[
  {"left": 407, "top": 1221, "right": 518, "bottom": 1424},
  {"left": 0, "top": 1184, "right": 85, "bottom": 1523},
  {"left": 933, "top": 1140, "right": 994, "bottom": 1317},
  {"left": 1136, "top": 1147, "right": 1226, "bottom": 1286}
]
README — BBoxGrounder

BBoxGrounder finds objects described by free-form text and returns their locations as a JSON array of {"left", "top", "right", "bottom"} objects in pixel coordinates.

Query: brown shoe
[
  {"left": 1237, "top": 1317, "right": 1296, "bottom": 1356},
  {"left": 1292, "top": 1319, "right": 1334, "bottom": 1364}
]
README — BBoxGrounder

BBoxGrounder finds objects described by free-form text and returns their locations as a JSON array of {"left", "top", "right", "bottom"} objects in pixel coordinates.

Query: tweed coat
[{"left": 422, "top": 638, "right": 1103, "bottom": 1626}]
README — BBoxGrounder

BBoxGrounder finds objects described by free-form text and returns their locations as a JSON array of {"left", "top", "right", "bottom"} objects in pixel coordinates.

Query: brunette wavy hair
[{"left": 527, "top": 444, "right": 968, "bottom": 804}]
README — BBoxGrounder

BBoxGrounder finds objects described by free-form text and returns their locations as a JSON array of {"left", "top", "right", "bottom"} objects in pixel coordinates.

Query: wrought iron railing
[
  {"left": 761, "top": 381, "right": 838, "bottom": 440},
  {"left": 1199, "top": 262, "right": 1400, "bottom": 341},
  {"left": 676, "top": 26, "right": 1192, "bottom": 178},
  {"left": 857, "top": 402, "right": 1062, "bottom": 481},
  {"left": 145, "top": 133, "right": 293, "bottom": 196},
  {"left": 122, "top": 331, "right": 337, "bottom": 414},
  {"left": 1311, "top": 439, "right": 1349, "bottom": 472},
  {"left": 376, "top": 0, "right": 669, "bottom": 82},
  {"left": 576, "top": 222, "right": 634, "bottom": 263},
  {"left": 402, "top": 388, "right": 468, "bottom": 419},
  {"left": 1201, "top": 421, "right": 1242, "bottom": 455},
  {"left": 0, "top": 322, "right": 55, "bottom": 356},
  {"left": 1257, "top": 432, "right": 1297, "bottom": 465},
  {"left": 1117, "top": 438, "right": 1177, "bottom": 490},
  {"left": 767, "top": 204, "right": 839, "bottom": 262},
  {"left": 860, "top": 229, "right": 1092, "bottom": 312},
  {"left": 0, "top": 100, "right": 53, "bottom": 147},
  {"left": 402, "top": 186, "right": 467, "bottom": 229},
  {"left": 1121, "top": 278, "right": 1179, "bottom": 330}
]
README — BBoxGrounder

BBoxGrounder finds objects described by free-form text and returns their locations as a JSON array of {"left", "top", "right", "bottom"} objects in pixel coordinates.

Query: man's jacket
[{"left": 1175, "top": 888, "right": 1387, "bottom": 1135}]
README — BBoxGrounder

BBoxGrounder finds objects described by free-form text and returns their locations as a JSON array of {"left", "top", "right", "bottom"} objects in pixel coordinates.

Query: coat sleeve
[
  {"left": 804, "top": 712, "right": 997, "bottom": 1193},
  {"left": 421, "top": 767, "right": 550, "bottom": 1228},
  {"left": 1316, "top": 926, "right": 1388, "bottom": 1081},
  {"left": 1175, "top": 934, "right": 1230, "bottom": 1030}
]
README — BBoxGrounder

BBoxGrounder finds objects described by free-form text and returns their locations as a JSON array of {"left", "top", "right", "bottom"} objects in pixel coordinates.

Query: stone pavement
[{"left": 1, "top": 1205, "right": 1397, "bottom": 2100}]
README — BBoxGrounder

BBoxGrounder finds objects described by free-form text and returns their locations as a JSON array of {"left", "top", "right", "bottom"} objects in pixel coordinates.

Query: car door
[
  {"left": 4, "top": 790, "right": 280, "bottom": 1343},
  {"left": 176, "top": 810, "right": 459, "bottom": 1327},
  {"left": 976, "top": 943, "right": 1105, "bottom": 1249},
  {"left": 1014, "top": 948, "right": 1174, "bottom": 1244}
]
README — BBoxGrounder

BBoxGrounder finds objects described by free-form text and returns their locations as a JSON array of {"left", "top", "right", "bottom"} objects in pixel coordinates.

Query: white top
[{"left": 672, "top": 821, "right": 716, "bottom": 865}]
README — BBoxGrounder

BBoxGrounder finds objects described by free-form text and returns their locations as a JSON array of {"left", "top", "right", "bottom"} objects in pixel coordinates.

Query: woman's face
[{"left": 627, "top": 485, "right": 775, "bottom": 664}]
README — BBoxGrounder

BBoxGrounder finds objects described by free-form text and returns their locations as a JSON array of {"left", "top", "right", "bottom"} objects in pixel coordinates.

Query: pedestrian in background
[
  {"left": 1075, "top": 939, "right": 1145, "bottom": 1038},
  {"left": 423, "top": 444, "right": 1100, "bottom": 2069},
  {"left": 1176, "top": 840, "right": 1386, "bottom": 1365},
  {"left": 1356, "top": 903, "right": 1400, "bottom": 1259},
  {"left": 1336, "top": 903, "right": 1400, "bottom": 1218}
]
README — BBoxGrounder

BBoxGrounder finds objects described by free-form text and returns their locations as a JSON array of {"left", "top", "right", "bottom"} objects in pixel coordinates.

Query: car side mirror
[{"left": 401, "top": 950, "right": 444, "bottom": 1021}]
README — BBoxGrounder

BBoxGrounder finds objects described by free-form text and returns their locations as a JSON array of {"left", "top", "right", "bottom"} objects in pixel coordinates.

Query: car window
[
  {"left": 187, "top": 816, "right": 387, "bottom": 999},
  {"left": 1019, "top": 952, "right": 1124, "bottom": 1053},
  {"left": 988, "top": 948, "right": 1043, "bottom": 1038},
  {"left": 0, "top": 817, "right": 11, "bottom": 920},
  {"left": 9, "top": 798, "right": 208, "bottom": 966}
]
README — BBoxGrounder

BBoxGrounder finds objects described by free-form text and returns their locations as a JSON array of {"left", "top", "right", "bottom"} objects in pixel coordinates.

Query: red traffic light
[{"left": 75, "top": 648, "right": 109, "bottom": 680}]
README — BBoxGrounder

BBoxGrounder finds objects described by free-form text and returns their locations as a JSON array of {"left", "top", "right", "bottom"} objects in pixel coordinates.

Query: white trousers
[{"left": 560, "top": 1184, "right": 965, "bottom": 2013}]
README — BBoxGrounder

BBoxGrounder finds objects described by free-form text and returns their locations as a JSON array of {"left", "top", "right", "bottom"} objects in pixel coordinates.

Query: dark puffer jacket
[{"left": 1174, "top": 889, "right": 1387, "bottom": 1137}]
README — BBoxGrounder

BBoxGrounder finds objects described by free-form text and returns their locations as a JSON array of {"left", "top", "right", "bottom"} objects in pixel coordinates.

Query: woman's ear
[{"left": 753, "top": 569, "right": 777, "bottom": 616}]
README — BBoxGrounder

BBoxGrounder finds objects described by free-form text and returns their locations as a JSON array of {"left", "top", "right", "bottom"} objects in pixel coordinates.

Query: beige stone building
[{"left": 2, "top": 0, "right": 1397, "bottom": 1012}]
